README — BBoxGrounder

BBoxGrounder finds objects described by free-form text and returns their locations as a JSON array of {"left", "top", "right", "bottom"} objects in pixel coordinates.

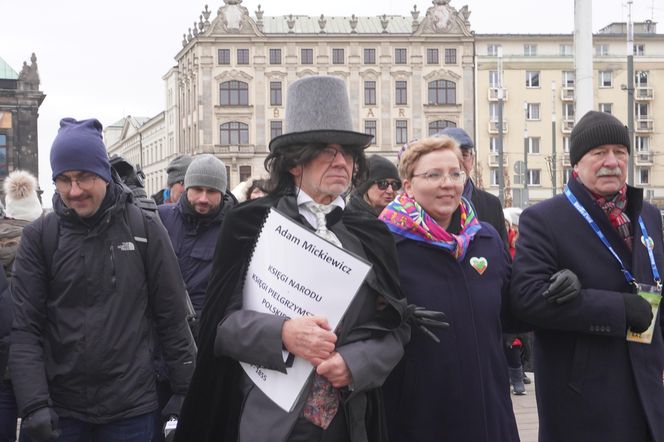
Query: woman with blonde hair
[{"left": 380, "top": 136, "right": 520, "bottom": 442}]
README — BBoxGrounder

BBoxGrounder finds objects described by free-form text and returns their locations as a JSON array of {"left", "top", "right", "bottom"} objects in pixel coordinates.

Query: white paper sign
[{"left": 240, "top": 208, "right": 372, "bottom": 412}]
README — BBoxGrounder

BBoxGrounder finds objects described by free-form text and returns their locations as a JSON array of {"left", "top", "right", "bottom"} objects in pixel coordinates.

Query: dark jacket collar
[{"left": 177, "top": 190, "right": 237, "bottom": 228}]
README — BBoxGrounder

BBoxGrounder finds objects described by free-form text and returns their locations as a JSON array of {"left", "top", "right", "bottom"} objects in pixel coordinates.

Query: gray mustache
[{"left": 597, "top": 167, "right": 622, "bottom": 177}]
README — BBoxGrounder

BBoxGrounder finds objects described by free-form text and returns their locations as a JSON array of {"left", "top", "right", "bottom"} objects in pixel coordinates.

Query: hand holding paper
[{"left": 282, "top": 316, "right": 337, "bottom": 365}]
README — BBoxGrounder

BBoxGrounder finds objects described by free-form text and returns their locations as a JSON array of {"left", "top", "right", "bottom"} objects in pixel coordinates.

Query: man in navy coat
[{"left": 511, "top": 110, "right": 664, "bottom": 442}]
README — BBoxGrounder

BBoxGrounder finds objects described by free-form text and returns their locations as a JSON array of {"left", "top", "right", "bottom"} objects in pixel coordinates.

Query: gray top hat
[{"left": 269, "top": 76, "right": 374, "bottom": 152}]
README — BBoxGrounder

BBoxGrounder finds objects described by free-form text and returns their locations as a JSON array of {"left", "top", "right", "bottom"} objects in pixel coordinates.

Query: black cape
[{"left": 175, "top": 192, "right": 407, "bottom": 442}]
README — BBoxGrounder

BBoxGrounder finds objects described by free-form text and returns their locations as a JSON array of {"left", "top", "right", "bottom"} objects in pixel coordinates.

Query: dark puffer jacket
[
  {"left": 158, "top": 190, "right": 236, "bottom": 315},
  {"left": 9, "top": 182, "right": 196, "bottom": 422}
]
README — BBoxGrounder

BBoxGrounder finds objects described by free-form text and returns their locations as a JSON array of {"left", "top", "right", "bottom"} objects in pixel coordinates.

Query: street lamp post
[
  {"left": 497, "top": 47, "right": 505, "bottom": 205},
  {"left": 523, "top": 101, "right": 528, "bottom": 207},
  {"left": 551, "top": 80, "right": 557, "bottom": 196},
  {"left": 627, "top": 0, "right": 635, "bottom": 186}
]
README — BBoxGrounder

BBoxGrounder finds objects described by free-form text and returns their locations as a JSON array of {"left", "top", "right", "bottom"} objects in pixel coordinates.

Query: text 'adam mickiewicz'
[{"left": 275, "top": 224, "right": 352, "bottom": 274}]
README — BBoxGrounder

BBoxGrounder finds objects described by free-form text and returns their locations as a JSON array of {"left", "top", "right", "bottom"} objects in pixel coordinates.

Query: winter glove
[
  {"left": 161, "top": 394, "right": 185, "bottom": 420},
  {"left": 406, "top": 304, "right": 450, "bottom": 343},
  {"left": 22, "top": 407, "right": 60, "bottom": 442},
  {"left": 542, "top": 269, "right": 581, "bottom": 304},
  {"left": 622, "top": 293, "right": 653, "bottom": 333}
]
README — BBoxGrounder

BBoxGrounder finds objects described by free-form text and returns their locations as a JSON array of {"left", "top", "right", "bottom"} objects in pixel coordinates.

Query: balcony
[
  {"left": 635, "top": 151, "right": 654, "bottom": 165},
  {"left": 488, "top": 120, "right": 508, "bottom": 134},
  {"left": 488, "top": 153, "right": 508, "bottom": 166},
  {"left": 562, "top": 153, "right": 571, "bottom": 166},
  {"left": 488, "top": 87, "right": 508, "bottom": 101},
  {"left": 636, "top": 87, "right": 654, "bottom": 100},
  {"left": 561, "top": 118, "right": 575, "bottom": 133},
  {"left": 636, "top": 118, "right": 654, "bottom": 133},
  {"left": 560, "top": 87, "right": 575, "bottom": 101}
]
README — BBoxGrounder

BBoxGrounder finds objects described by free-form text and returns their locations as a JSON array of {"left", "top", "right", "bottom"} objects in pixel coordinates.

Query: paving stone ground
[{"left": 512, "top": 372, "right": 538, "bottom": 442}]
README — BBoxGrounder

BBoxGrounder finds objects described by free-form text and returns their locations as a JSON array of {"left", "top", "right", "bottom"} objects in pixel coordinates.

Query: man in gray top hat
[{"left": 175, "top": 76, "right": 429, "bottom": 442}]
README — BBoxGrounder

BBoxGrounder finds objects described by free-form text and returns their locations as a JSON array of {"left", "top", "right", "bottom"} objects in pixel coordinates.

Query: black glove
[
  {"left": 542, "top": 269, "right": 581, "bottom": 304},
  {"left": 406, "top": 305, "right": 450, "bottom": 343},
  {"left": 622, "top": 293, "right": 653, "bottom": 333},
  {"left": 22, "top": 407, "right": 60, "bottom": 442},
  {"left": 161, "top": 394, "right": 185, "bottom": 420}
]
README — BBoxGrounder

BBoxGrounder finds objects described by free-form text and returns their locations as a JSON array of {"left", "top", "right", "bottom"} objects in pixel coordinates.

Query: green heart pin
[{"left": 470, "top": 257, "right": 488, "bottom": 275}]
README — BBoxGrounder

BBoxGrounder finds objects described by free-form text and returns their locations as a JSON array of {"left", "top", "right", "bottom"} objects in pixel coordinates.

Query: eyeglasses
[
  {"left": 318, "top": 146, "right": 355, "bottom": 163},
  {"left": 374, "top": 180, "right": 402, "bottom": 191},
  {"left": 411, "top": 170, "right": 466, "bottom": 185},
  {"left": 54, "top": 174, "right": 99, "bottom": 192}
]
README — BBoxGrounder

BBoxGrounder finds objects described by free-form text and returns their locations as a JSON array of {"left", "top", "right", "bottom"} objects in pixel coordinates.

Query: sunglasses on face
[{"left": 374, "top": 180, "right": 402, "bottom": 191}]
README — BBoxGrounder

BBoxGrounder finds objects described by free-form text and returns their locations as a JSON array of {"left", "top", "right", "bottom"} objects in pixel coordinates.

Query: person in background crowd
[
  {"left": 0, "top": 170, "right": 43, "bottom": 442},
  {"left": 175, "top": 75, "right": 416, "bottom": 442},
  {"left": 244, "top": 177, "right": 269, "bottom": 201},
  {"left": 347, "top": 155, "right": 401, "bottom": 217},
  {"left": 152, "top": 155, "right": 193, "bottom": 205},
  {"left": 511, "top": 110, "right": 664, "bottom": 441},
  {"left": 381, "top": 136, "right": 520, "bottom": 442},
  {"left": 10, "top": 118, "right": 196, "bottom": 442}
]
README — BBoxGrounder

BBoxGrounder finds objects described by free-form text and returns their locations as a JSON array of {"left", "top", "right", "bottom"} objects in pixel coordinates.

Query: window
[
  {"left": 239, "top": 165, "right": 252, "bottom": 183},
  {"left": 0, "top": 134, "right": 6, "bottom": 176},
  {"left": 364, "top": 48, "right": 376, "bottom": 64},
  {"left": 595, "top": 44, "right": 609, "bottom": 56},
  {"left": 332, "top": 48, "right": 345, "bottom": 64},
  {"left": 599, "top": 103, "right": 612, "bottom": 114},
  {"left": 396, "top": 120, "right": 408, "bottom": 144},
  {"left": 364, "top": 81, "right": 376, "bottom": 106},
  {"left": 635, "top": 71, "right": 648, "bottom": 87},
  {"left": 237, "top": 49, "right": 249, "bottom": 65},
  {"left": 270, "top": 121, "right": 283, "bottom": 139},
  {"left": 636, "top": 103, "right": 649, "bottom": 119},
  {"left": 427, "top": 48, "right": 439, "bottom": 64},
  {"left": 559, "top": 44, "right": 573, "bottom": 56},
  {"left": 527, "top": 137, "right": 541, "bottom": 154},
  {"left": 563, "top": 103, "right": 575, "bottom": 120},
  {"left": 429, "top": 120, "right": 456, "bottom": 135},
  {"left": 444, "top": 48, "right": 457, "bottom": 64},
  {"left": 634, "top": 43, "right": 645, "bottom": 56},
  {"left": 395, "top": 48, "right": 407, "bottom": 64},
  {"left": 364, "top": 120, "right": 377, "bottom": 144},
  {"left": 301, "top": 48, "right": 313, "bottom": 65},
  {"left": 487, "top": 44, "right": 502, "bottom": 56},
  {"left": 428, "top": 80, "right": 456, "bottom": 105},
  {"left": 527, "top": 169, "right": 541, "bottom": 186},
  {"left": 489, "top": 137, "right": 499, "bottom": 153},
  {"left": 526, "top": 103, "right": 540, "bottom": 120},
  {"left": 489, "top": 103, "right": 499, "bottom": 121},
  {"left": 637, "top": 167, "right": 650, "bottom": 185},
  {"left": 395, "top": 81, "right": 407, "bottom": 105},
  {"left": 562, "top": 71, "right": 575, "bottom": 87},
  {"left": 563, "top": 136, "right": 570, "bottom": 153},
  {"left": 270, "top": 81, "right": 282, "bottom": 106},
  {"left": 220, "top": 121, "right": 249, "bottom": 145},
  {"left": 219, "top": 80, "right": 249, "bottom": 106},
  {"left": 636, "top": 136, "right": 650, "bottom": 153},
  {"left": 490, "top": 168, "right": 500, "bottom": 186},
  {"left": 524, "top": 44, "right": 537, "bottom": 56},
  {"left": 269, "top": 48, "right": 281, "bottom": 64},
  {"left": 489, "top": 71, "right": 499, "bottom": 87},
  {"left": 218, "top": 49, "right": 231, "bottom": 65},
  {"left": 599, "top": 70, "right": 612, "bottom": 87},
  {"left": 526, "top": 71, "right": 540, "bottom": 88}
]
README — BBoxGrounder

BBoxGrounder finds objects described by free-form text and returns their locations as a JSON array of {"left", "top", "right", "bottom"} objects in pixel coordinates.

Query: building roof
[
  {"left": 0, "top": 56, "right": 19, "bottom": 80},
  {"left": 261, "top": 15, "right": 413, "bottom": 34}
]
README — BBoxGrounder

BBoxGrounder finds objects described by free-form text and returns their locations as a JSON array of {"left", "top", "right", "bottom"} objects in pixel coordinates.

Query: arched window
[
  {"left": 428, "top": 120, "right": 456, "bottom": 135},
  {"left": 219, "top": 80, "right": 249, "bottom": 106},
  {"left": 220, "top": 122, "right": 249, "bottom": 145},
  {"left": 428, "top": 80, "right": 456, "bottom": 105}
]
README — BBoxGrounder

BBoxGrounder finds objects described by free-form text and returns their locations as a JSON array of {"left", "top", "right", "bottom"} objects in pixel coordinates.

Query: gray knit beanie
[
  {"left": 166, "top": 155, "right": 193, "bottom": 186},
  {"left": 184, "top": 154, "right": 227, "bottom": 193},
  {"left": 570, "top": 111, "right": 630, "bottom": 166}
]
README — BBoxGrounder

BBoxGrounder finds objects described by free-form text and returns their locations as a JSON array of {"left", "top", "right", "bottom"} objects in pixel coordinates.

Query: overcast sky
[{"left": 2, "top": 0, "right": 662, "bottom": 203}]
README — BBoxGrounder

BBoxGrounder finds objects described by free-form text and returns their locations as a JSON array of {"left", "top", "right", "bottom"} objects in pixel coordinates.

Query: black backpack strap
[{"left": 126, "top": 203, "right": 149, "bottom": 268}]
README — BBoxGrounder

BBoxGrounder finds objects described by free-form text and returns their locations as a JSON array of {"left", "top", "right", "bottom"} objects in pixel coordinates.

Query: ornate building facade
[{"left": 0, "top": 53, "right": 45, "bottom": 184}]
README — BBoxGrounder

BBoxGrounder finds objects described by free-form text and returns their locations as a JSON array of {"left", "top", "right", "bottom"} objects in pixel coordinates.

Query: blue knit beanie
[
  {"left": 50, "top": 118, "right": 112, "bottom": 182},
  {"left": 437, "top": 127, "right": 474, "bottom": 150}
]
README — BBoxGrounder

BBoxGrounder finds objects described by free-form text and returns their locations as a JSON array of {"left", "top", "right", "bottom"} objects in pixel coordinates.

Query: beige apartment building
[
  {"left": 105, "top": 1, "right": 664, "bottom": 209},
  {"left": 475, "top": 20, "right": 664, "bottom": 207}
]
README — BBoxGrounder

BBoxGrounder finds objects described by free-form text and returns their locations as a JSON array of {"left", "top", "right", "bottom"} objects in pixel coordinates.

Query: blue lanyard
[{"left": 564, "top": 186, "right": 661, "bottom": 288}]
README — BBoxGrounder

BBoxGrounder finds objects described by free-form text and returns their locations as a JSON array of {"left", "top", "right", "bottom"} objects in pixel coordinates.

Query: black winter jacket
[{"left": 9, "top": 183, "right": 196, "bottom": 422}]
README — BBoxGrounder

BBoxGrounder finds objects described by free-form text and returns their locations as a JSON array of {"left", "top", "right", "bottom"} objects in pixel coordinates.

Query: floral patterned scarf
[{"left": 379, "top": 193, "right": 482, "bottom": 260}]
